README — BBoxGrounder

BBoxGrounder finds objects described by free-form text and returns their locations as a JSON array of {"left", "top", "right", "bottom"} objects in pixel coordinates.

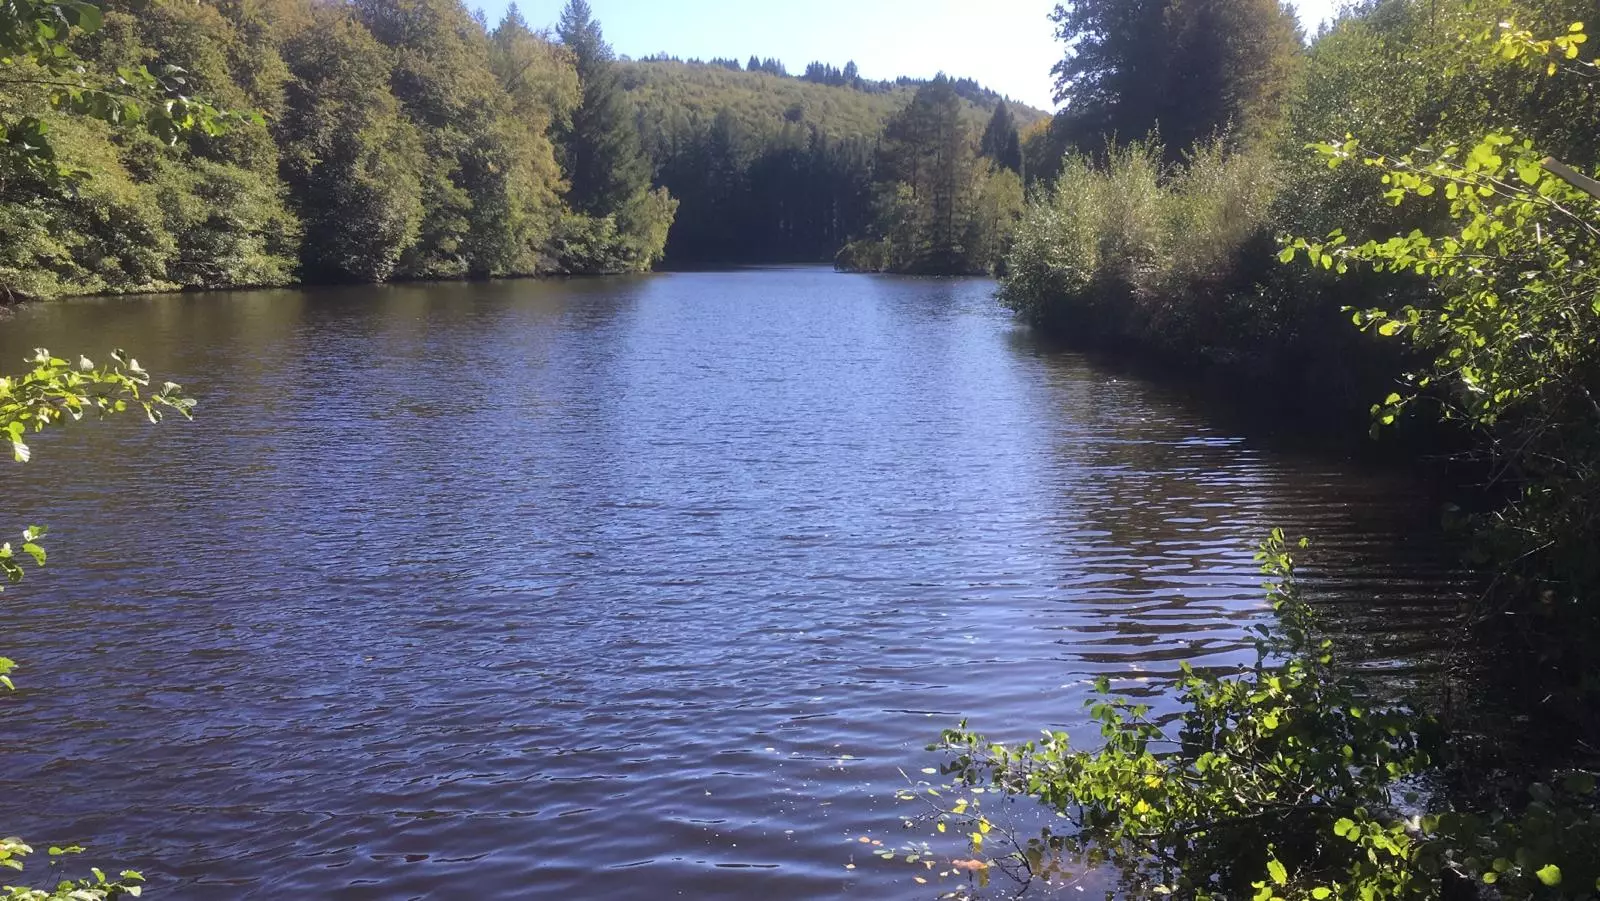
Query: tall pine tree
[
  {"left": 556, "top": 0, "right": 650, "bottom": 216},
  {"left": 980, "top": 99, "right": 1023, "bottom": 174},
  {"left": 877, "top": 76, "right": 978, "bottom": 272}
]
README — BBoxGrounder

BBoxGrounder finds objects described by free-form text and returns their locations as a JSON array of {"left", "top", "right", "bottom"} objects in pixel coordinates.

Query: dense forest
[
  {"left": 0, "top": 0, "right": 1042, "bottom": 299},
  {"left": 0, "top": 0, "right": 687, "bottom": 298},
  {"left": 618, "top": 58, "right": 1038, "bottom": 264}
]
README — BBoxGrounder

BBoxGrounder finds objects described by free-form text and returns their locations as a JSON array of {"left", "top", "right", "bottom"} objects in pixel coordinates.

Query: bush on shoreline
[{"left": 912, "top": 534, "right": 1600, "bottom": 900}]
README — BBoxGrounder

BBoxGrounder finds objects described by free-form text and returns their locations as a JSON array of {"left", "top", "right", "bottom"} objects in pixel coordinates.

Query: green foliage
[
  {"left": 1275, "top": 0, "right": 1599, "bottom": 250},
  {"left": 556, "top": 0, "right": 649, "bottom": 215},
  {"left": 1, "top": 839, "right": 145, "bottom": 901},
  {"left": 0, "top": 0, "right": 278, "bottom": 299},
  {"left": 3, "top": 0, "right": 1057, "bottom": 287},
  {"left": 838, "top": 77, "right": 1023, "bottom": 274},
  {"left": 548, "top": 186, "right": 677, "bottom": 274},
  {"left": 1284, "top": 20, "right": 1600, "bottom": 663},
  {"left": 978, "top": 99, "right": 1022, "bottom": 174},
  {"left": 151, "top": 156, "right": 299, "bottom": 289},
  {"left": 911, "top": 534, "right": 1600, "bottom": 900},
  {"left": 1, "top": 348, "right": 192, "bottom": 899},
  {"left": 969, "top": 166, "right": 1025, "bottom": 272},
  {"left": 548, "top": 0, "right": 676, "bottom": 272},
  {"left": 490, "top": 3, "right": 579, "bottom": 262},
  {"left": 982, "top": 9, "right": 1600, "bottom": 898},
  {"left": 1047, "top": 0, "right": 1302, "bottom": 158},
  {"left": 0, "top": 0, "right": 689, "bottom": 294},
  {"left": 353, "top": 0, "right": 560, "bottom": 278},
  {"left": 932, "top": 533, "right": 1435, "bottom": 898},
  {"left": 0, "top": 0, "right": 253, "bottom": 182},
  {"left": 623, "top": 58, "right": 1041, "bottom": 263},
  {"left": 0, "top": 348, "right": 193, "bottom": 467},
  {"left": 276, "top": 6, "right": 426, "bottom": 283},
  {"left": 1002, "top": 0, "right": 1600, "bottom": 398},
  {"left": 1000, "top": 139, "right": 1281, "bottom": 356},
  {"left": 0, "top": 136, "right": 176, "bottom": 301}
]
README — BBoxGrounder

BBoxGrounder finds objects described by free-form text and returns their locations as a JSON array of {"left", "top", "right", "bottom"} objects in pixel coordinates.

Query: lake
[{"left": 0, "top": 268, "right": 1462, "bottom": 899}]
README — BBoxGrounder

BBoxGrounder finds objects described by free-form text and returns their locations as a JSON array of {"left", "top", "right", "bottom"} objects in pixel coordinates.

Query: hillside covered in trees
[
  {"left": 619, "top": 58, "right": 1041, "bottom": 265},
  {"left": 0, "top": 0, "right": 1044, "bottom": 299}
]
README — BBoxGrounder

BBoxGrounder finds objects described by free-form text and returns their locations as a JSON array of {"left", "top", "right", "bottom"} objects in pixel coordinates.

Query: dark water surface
[{"left": 0, "top": 269, "right": 1462, "bottom": 899}]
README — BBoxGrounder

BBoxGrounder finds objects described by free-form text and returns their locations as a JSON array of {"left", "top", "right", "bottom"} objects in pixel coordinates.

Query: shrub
[
  {"left": 1285, "top": 22, "right": 1600, "bottom": 701},
  {"left": 549, "top": 187, "right": 677, "bottom": 274},
  {"left": 903, "top": 534, "right": 1600, "bottom": 900},
  {"left": 999, "top": 139, "right": 1279, "bottom": 356}
]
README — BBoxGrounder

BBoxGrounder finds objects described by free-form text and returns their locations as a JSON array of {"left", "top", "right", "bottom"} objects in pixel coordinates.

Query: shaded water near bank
[{"left": 0, "top": 268, "right": 1465, "bottom": 899}]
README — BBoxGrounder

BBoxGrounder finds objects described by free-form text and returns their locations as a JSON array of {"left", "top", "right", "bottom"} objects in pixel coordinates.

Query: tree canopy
[
  {"left": 1, "top": 0, "right": 1051, "bottom": 290},
  {"left": 1047, "top": 0, "right": 1302, "bottom": 157},
  {"left": 836, "top": 76, "right": 1024, "bottom": 274}
]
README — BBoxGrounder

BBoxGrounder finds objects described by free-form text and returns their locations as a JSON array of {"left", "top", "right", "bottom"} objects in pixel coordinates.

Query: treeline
[
  {"left": 836, "top": 81, "right": 1025, "bottom": 274},
  {"left": 621, "top": 58, "right": 1039, "bottom": 264},
  {"left": 1003, "top": 0, "right": 1598, "bottom": 407},
  {"left": 0, "top": 0, "right": 1048, "bottom": 294},
  {"left": 0, "top": 0, "right": 674, "bottom": 299},
  {"left": 634, "top": 51, "right": 1009, "bottom": 104}
]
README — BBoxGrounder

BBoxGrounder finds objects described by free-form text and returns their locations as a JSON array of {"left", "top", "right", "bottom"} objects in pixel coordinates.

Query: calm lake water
[{"left": 0, "top": 268, "right": 1462, "bottom": 899}]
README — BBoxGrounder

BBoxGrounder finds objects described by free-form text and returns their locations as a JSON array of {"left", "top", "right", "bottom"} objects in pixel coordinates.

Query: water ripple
[{"left": 0, "top": 268, "right": 1462, "bottom": 899}]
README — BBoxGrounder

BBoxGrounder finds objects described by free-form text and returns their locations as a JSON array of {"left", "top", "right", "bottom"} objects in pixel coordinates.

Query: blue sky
[{"left": 479, "top": 0, "right": 1341, "bottom": 112}]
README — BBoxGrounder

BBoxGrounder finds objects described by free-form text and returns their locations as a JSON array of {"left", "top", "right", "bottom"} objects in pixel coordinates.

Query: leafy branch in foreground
[
  {"left": 900, "top": 532, "right": 1600, "bottom": 899},
  {"left": 1, "top": 348, "right": 193, "bottom": 900},
  {"left": 1, "top": 348, "right": 192, "bottom": 588},
  {"left": 0, "top": 0, "right": 260, "bottom": 182}
]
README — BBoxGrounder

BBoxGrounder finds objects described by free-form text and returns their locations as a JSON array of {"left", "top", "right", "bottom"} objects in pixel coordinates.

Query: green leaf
[
  {"left": 1536, "top": 864, "right": 1562, "bottom": 887},
  {"left": 1267, "top": 858, "right": 1287, "bottom": 885},
  {"left": 73, "top": 3, "right": 103, "bottom": 32}
]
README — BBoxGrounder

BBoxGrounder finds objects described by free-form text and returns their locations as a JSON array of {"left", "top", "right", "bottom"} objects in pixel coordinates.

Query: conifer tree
[
  {"left": 876, "top": 75, "right": 979, "bottom": 271},
  {"left": 980, "top": 99, "right": 1023, "bottom": 173},
  {"left": 556, "top": 0, "right": 652, "bottom": 216}
]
